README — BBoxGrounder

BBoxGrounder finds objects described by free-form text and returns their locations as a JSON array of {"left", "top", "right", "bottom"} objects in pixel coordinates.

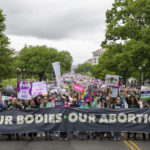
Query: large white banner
[
  {"left": 32, "top": 81, "right": 47, "bottom": 97},
  {"left": 17, "top": 81, "right": 32, "bottom": 100},
  {"left": 52, "top": 62, "right": 61, "bottom": 88},
  {"left": 105, "top": 74, "right": 119, "bottom": 87}
]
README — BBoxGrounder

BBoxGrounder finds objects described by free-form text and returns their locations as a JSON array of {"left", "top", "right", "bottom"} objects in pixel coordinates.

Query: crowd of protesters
[{"left": 0, "top": 82, "right": 150, "bottom": 141}]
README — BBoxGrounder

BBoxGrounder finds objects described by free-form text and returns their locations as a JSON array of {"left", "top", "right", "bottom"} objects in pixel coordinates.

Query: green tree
[
  {"left": 58, "top": 51, "right": 73, "bottom": 74},
  {"left": 95, "top": 0, "right": 150, "bottom": 83},
  {"left": 75, "top": 63, "right": 94, "bottom": 74},
  {"left": 0, "top": 9, "right": 14, "bottom": 81},
  {"left": 17, "top": 45, "right": 73, "bottom": 81}
]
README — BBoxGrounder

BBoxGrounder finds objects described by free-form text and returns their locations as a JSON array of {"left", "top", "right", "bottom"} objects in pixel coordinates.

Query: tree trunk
[
  {"left": 38, "top": 73, "right": 44, "bottom": 81},
  {"left": 123, "top": 73, "right": 126, "bottom": 87}
]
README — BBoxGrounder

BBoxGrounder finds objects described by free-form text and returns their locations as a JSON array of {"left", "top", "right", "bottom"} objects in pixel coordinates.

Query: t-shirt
[
  {"left": 54, "top": 101, "right": 64, "bottom": 108},
  {"left": 111, "top": 87, "right": 119, "bottom": 98},
  {"left": 91, "top": 99, "right": 98, "bottom": 108},
  {"left": 40, "top": 102, "right": 51, "bottom": 108},
  {"left": 114, "top": 103, "right": 123, "bottom": 109},
  {"left": 7, "top": 104, "right": 21, "bottom": 109}
]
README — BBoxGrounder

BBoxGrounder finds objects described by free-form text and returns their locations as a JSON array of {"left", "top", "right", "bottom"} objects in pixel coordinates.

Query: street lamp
[
  {"left": 17, "top": 68, "right": 21, "bottom": 90},
  {"left": 23, "top": 68, "right": 26, "bottom": 81},
  {"left": 139, "top": 66, "right": 142, "bottom": 86},
  {"left": 142, "top": 64, "right": 146, "bottom": 86},
  {"left": 139, "top": 64, "right": 146, "bottom": 86}
]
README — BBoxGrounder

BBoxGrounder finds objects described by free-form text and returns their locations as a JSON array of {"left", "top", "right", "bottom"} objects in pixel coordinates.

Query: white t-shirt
[{"left": 138, "top": 100, "right": 143, "bottom": 108}]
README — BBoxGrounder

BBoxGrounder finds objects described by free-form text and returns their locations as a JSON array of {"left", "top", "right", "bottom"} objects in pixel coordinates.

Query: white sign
[
  {"left": 17, "top": 81, "right": 32, "bottom": 100},
  {"left": 141, "top": 86, "right": 150, "bottom": 92},
  {"left": 2, "top": 96, "right": 11, "bottom": 101},
  {"left": 111, "top": 87, "right": 119, "bottom": 98},
  {"left": 105, "top": 74, "right": 119, "bottom": 87},
  {"left": 52, "top": 62, "right": 61, "bottom": 88},
  {"left": 32, "top": 81, "right": 47, "bottom": 97}
]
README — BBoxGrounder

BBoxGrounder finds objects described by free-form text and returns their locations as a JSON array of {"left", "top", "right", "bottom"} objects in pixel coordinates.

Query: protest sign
[
  {"left": 73, "top": 83, "right": 85, "bottom": 93},
  {"left": 140, "top": 91, "right": 150, "bottom": 100},
  {"left": 111, "top": 87, "right": 119, "bottom": 98},
  {"left": 17, "top": 81, "right": 32, "bottom": 100},
  {"left": 140, "top": 86, "right": 150, "bottom": 100},
  {"left": 2, "top": 96, "right": 11, "bottom": 101},
  {"left": 52, "top": 62, "right": 61, "bottom": 88},
  {"left": 0, "top": 108, "right": 150, "bottom": 133},
  {"left": 32, "top": 81, "right": 47, "bottom": 97},
  {"left": 141, "top": 86, "right": 150, "bottom": 91},
  {"left": 105, "top": 74, "right": 119, "bottom": 87}
]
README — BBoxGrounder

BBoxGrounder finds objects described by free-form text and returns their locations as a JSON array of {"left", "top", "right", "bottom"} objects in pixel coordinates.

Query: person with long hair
[{"left": 126, "top": 96, "right": 139, "bottom": 140}]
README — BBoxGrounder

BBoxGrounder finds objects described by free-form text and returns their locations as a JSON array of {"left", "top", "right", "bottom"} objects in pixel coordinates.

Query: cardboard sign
[
  {"left": 17, "top": 81, "right": 32, "bottom": 100},
  {"left": 105, "top": 74, "right": 119, "bottom": 87},
  {"left": 52, "top": 62, "right": 61, "bottom": 88},
  {"left": 32, "top": 81, "right": 47, "bottom": 97},
  {"left": 73, "top": 83, "right": 85, "bottom": 93},
  {"left": 111, "top": 87, "right": 119, "bottom": 98},
  {"left": 2, "top": 96, "right": 11, "bottom": 101},
  {"left": 140, "top": 91, "right": 150, "bottom": 100}
]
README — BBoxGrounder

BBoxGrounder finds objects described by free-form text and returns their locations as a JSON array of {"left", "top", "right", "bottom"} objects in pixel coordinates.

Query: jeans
[
  {"left": 60, "top": 132, "right": 67, "bottom": 139},
  {"left": 114, "top": 132, "right": 121, "bottom": 139}
]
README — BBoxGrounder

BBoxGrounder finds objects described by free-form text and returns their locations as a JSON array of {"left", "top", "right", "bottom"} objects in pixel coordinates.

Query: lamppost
[
  {"left": 142, "top": 64, "right": 146, "bottom": 86},
  {"left": 139, "top": 66, "right": 142, "bottom": 86},
  {"left": 17, "top": 68, "right": 21, "bottom": 90},
  {"left": 23, "top": 68, "right": 26, "bottom": 81},
  {"left": 139, "top": 64, "right": 146, "bottom": 86}
]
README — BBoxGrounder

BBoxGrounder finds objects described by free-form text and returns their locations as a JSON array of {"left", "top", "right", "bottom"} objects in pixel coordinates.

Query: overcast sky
[{"left": 0, "top": 0, "right": 114, "bottom": 65}]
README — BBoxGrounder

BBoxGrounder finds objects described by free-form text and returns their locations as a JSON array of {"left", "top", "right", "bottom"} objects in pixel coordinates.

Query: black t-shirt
[{"left": 7, "top": 104, "right": 22, "bottom": 110}]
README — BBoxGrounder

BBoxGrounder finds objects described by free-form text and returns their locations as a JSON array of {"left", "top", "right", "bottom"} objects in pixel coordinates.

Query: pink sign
[{"left": 73, "top": 83, "right": 85, "bottom": 93}]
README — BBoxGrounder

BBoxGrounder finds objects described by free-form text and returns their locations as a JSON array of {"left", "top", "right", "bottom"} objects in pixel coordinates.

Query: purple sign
[{"left": 17, "top": 81, "right": 32, "bottom": 100}]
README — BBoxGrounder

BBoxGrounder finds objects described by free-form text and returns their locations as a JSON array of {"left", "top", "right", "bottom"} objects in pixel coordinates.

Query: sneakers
[
  {"left": 59, "top": 137, "right": 69, "bottom": 141},
  {"left": 37, "top": 133, "right": 41, "bottom": 138},
  {"left": 64, "top": 138, "right": 68, "bottom": 141},
  {"left": 49, "top": 135, "right": 53, "bottom": 141},
  {"left": 87, "top": 135, "right": 90, "bottom": 140}
]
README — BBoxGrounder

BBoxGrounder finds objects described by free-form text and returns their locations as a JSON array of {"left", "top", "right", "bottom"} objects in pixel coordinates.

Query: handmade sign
[
  {"left": 111, "top": 87, "right": 119, "bottom": 98},
  {"left": 105, "top": 74, "right": 119, "bottom": 87},
  {"left": 140, "top": 86, "right": 150, "bottom": 100},
  {"left": 52, "top": 62, "right": 61, "bottom": 88},
  {"left": 32, "top": 81, "right": 47, "bottom": 97},
  {"left": 73, "top": 83, "right": 85, "bottom": 93},
  {"left": 17, "top": 81, "right": 32, "bottom": 100},
  {"left": 2, "top": 96, "right": 11, "bottom": 101},
  {"left": 140, "top": 91, "right": 150, "bottom": 100}
]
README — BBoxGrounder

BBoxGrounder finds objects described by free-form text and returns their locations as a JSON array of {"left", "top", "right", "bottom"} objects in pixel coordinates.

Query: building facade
[
  {"left": 92, "top": 48, "right": 106, "bottom": 65},
  {"left": 84, "top": 58, "right": 93, "bottom": 65}
]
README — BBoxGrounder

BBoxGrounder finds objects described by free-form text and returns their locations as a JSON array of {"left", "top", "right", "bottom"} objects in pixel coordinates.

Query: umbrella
[{"left": 3, "top": 86, "right": 17, "bottom": 96}]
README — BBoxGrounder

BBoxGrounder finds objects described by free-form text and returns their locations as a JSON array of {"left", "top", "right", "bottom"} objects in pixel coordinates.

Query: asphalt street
[{"left": 0, "top": 134, "right": 149, "bottom": 150}]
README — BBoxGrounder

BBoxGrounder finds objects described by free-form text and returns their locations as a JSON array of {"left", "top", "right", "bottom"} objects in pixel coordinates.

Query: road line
[
  {"left": 122, "top": 139, "right": 135, "bottom": 150},
  {"left": 121, "top": 133, "right": 142, "bottom": 150},
  {"left": 128, "top": 140, "right": 141, "bottom": 150}
]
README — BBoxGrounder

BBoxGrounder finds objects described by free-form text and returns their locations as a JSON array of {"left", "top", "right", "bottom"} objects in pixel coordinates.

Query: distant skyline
[{"left": 0, "top": 0, "right": 114, "bottom": 65}]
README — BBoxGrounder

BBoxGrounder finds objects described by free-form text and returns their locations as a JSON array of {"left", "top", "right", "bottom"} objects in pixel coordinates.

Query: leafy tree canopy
[
  {"left": 17, "top": 45, "right": 72, "bottom": 81},
  {"left": 94, "top": 0, "right": 150, "bottom": 83},
  {"left": 0, "top": 9, "right": 14, "bottom": 81},
  {"left": 75, "top": 63, "right": 94, "bottom": 74}
]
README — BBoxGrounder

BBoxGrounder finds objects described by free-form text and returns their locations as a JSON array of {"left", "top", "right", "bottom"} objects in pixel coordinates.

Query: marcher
[
  {"left": 7, "top": 97, "right": 22, "bottom": 140},
  {"left": 113, "top": 97, "right": 124, "bottom": 141},
  {"left": 126, "top": 96, "right": 139, "bottom": 140}
]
